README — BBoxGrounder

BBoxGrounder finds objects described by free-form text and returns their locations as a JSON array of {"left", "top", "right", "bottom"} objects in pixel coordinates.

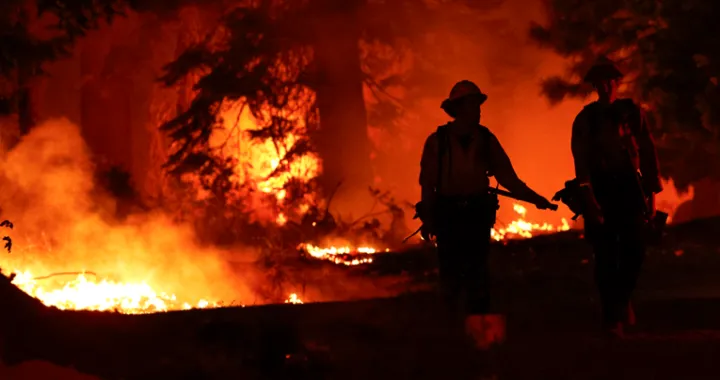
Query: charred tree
[{"left": 16, "top": 63, "right": 36, "bottom": 136}]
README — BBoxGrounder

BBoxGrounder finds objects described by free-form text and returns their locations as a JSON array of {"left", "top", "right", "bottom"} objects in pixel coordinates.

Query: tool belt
[
  {"left": 644, "top": 211, "right": 668, "bottom": 246},
  {"left": 552, "top": 179, "right": 585, "bottom": 220},
  {"left": 435, "top": 193, "right": 499, "bottom": 229}
]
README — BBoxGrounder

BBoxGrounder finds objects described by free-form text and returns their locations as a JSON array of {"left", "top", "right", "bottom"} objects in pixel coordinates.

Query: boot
[
  {"left": 625, "top": 301, "right": 636, "bottom": 326},
  {"left": 602, "top": 321, "right": 624, "bottom": 339},
  {"left": 465, "top": 314, "right": 506, "bottom": 350}
]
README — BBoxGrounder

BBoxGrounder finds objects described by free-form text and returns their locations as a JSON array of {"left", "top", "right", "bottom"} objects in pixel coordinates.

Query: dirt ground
[{"left": 2, "top": 218, "right": 720, "bottom": 379}]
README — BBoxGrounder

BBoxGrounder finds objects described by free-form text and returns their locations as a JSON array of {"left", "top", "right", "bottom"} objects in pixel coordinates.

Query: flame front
[
  {"left": 8, "top": 270, "right": 217, "bottom": 313},
  {"left": 7, "top": 270, "right": 309, "bottom": 313}
]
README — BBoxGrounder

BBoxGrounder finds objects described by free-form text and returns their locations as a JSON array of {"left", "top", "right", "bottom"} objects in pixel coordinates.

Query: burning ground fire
[
  {"left": 300, "top": 243, "right": 391, "bottom": 266},
  {"left": 297, "top": 204, "right": 572, "bottom": 266},
  {"left": 9, "top": 271, "right": 217, "bottom": 313},
  {"left": 491, "top": 204, "right": 570, "bottom": 241},
  {"left": 6, "top": 270, "right": 303, "bottom": 313},
  {"left": 0, "top": 196, "right": 667, "bottom": 314}
]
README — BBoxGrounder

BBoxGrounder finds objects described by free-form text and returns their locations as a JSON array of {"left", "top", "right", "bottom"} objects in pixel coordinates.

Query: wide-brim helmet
[
  {"left": 583, "top": 58, "right": 624, "bottom": 83},
  {"left": 440, "top": 80, "right": 488, "bottom": 117}
]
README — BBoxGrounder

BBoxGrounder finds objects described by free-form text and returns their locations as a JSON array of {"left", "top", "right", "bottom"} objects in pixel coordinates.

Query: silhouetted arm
[
  {"left": 488, "top": 133, "right": 548, "bottom": 206},
  {"left": 571, "top": 112, "right": 593, "bottom": 188},
  {"left": 419, "top": 133, "right": 439, "bottom": 216}
]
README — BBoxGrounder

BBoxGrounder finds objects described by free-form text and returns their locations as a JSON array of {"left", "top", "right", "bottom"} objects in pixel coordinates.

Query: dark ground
[{"left": 2, "top": 217, "right": 720, "bottom": 379}]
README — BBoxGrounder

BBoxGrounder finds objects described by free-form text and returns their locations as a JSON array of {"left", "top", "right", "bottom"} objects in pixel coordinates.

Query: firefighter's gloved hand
[
  {"left": 420, "top": 221, "right": 435, "bottom": 242},
  {"left": 534, "top": 197, "right": 556, "bottom": 211}
]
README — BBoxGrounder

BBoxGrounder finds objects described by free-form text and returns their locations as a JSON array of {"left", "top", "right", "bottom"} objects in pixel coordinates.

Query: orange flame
[
  {"left": 7, "top": 270, "right": 307, "bottom": 313},
  {"left": 299, "top": 203, "right": 571, "bottom": 267},
  {"left": 300, "top": 243, "right": 389, "bottom": 266},
  {"left": 207, "top": 98, "right": 320, "bottom": 225},
  {"left": 0, "top": 119, "right": 313, "bottom": 314},
  {"left": 491, "top": 203, "right": 571, "bottom": 241},
  {"left": 285, "top": 293, "right": 303, "bottom": 304},
  {"left": 9, "top": 271, "right": 216, "bottom": 313}
]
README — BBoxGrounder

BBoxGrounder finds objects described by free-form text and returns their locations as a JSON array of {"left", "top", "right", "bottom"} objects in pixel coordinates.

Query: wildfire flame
[
  {"left": 5, "top": 270, "right": 307, "bottom": 314},
  {"left": 300, "top": 243, "right": 389, "bottom": 266},
  {"left": 0, "top": 118, "right": 317, "bottom": 315},
  {"left": 299, "top": 203, "right": 571, "bottom": 266},
  {"left": 9, "top": 271, "right": 216, "bottom": 313},
  {"left": 491, "top": 203, "right": 570, "bottom": 241},
  {"left": 285, "top": 293, "right": 303, "bottom": 304},
  {"left": 209, "top": 98, "right": 320, "bottom": 225}
]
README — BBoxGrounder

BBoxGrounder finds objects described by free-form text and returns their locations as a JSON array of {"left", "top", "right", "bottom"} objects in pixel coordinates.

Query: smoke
[{"left": 0, "top": 118, "right": 257, "bottom": 305}]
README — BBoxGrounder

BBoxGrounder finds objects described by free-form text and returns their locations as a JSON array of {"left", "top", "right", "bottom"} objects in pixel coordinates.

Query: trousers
[
  {"left": 588, "top": 220, "right": 646, "bottom": 325},
  {"left": 586, "top": 174, "right": 650, "bottom": 325},
  {"left": 434, "top": 196, "right": 494, "bottom": 315}
]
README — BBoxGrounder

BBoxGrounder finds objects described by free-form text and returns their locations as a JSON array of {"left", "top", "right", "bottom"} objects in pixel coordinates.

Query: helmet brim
[
  {"left": 441, "top": 93, "right": 488, "bottom": 117},
  {"left": 583, "top": 64, "right": 624, "bottom": 83}
]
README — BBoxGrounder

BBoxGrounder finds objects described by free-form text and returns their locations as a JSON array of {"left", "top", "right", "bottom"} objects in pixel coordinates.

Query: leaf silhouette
[{"left": 3, "top": 236, "right": 11, "bottom": 253}]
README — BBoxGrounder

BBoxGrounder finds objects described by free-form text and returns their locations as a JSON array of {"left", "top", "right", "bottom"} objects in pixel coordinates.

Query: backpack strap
[
  {"left": 435, "top": 123, "right": 493, "bottom": 193},
  {"left": 583, "top": 99, "right": 648, "bottom": 183},
  {"left": 478, "top": 125, "right": 493, "bottom": 177},
  {"left": 585, "top": 99, "right": 641, "bottom": 156},
  {"left": 615, "top": 98, "right": 642, "bottom": 137}
]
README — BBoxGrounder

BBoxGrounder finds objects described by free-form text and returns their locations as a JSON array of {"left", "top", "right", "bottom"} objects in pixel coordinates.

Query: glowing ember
[
  {"left": 491, "top": 203, "right": 570, "bottom": 241},
  {"left": 300, "top": 243, "right": 389, "bottom": 266},
  {"left": 276, "top": 212, "right": 288, "bottom": 225}
]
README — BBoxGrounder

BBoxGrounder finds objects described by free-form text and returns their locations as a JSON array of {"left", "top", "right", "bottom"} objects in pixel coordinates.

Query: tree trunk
[
  {"left": 310, "top": 1, "right": 374, "bottom": 203},
  {"left": 80, "top": 35, "right": 108, "bottom": 167},
  {"left": 80, "top": 27, "right": 135, "bottom": 175},
  {"left": 11, "top": 3, "right": 38, "bottom": 144},
  {"left": 16, "top": 70, "right": 35, "bottom": 137}
]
